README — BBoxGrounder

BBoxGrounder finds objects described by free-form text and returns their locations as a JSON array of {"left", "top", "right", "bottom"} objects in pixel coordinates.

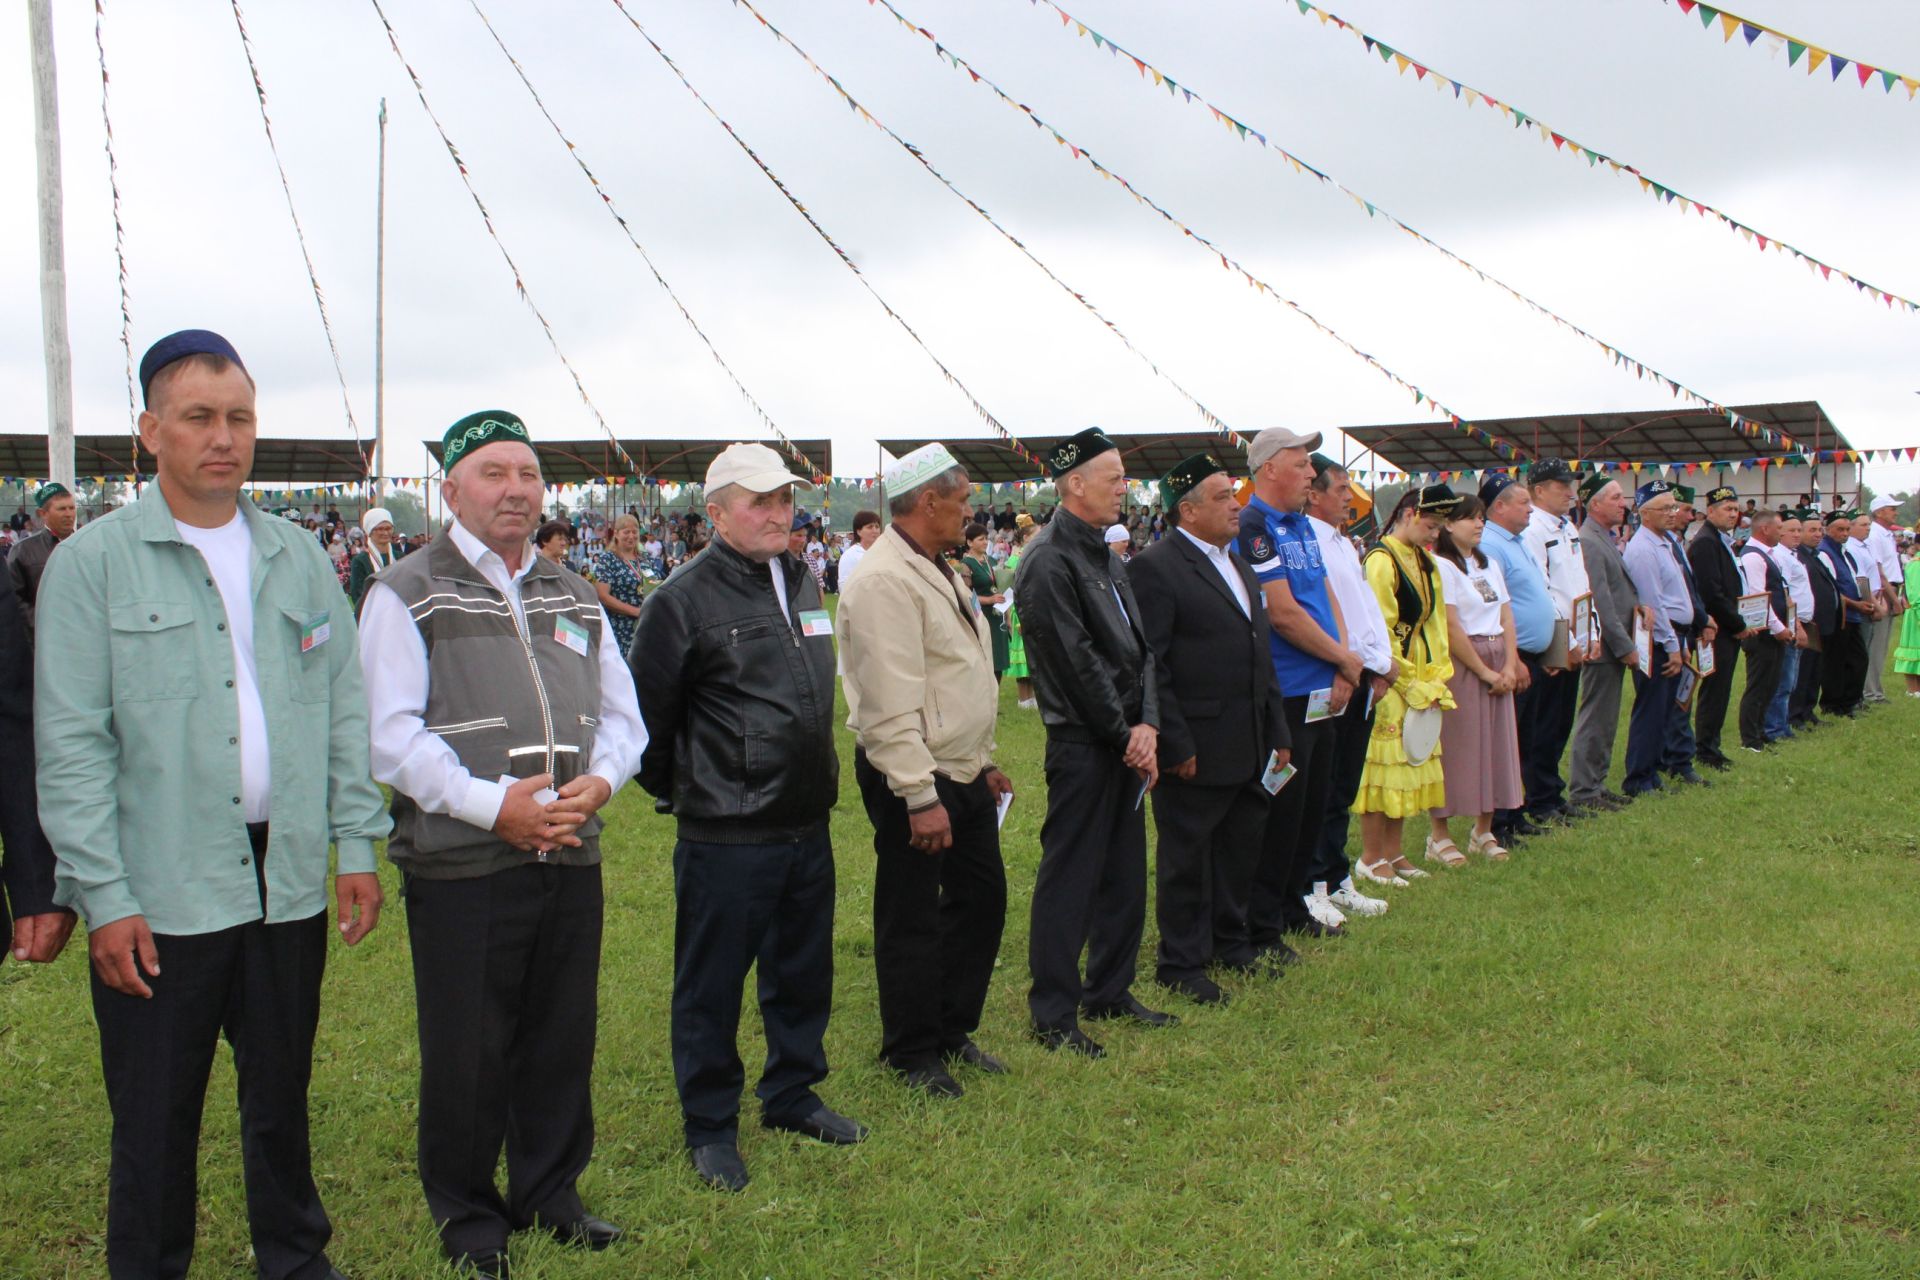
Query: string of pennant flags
[
  {"left": 1659, "top": 0, "right": 1917, "bottom": 99},
  {"left": 603, "top": 0, "right": 1045, "bottom": 475},
  {"left": 367, "top": 0, "right": 638, "bottom": 477},
  {"left": 229, "top": 1, "right": 368, "bottom": 474},
  {"left": 724, "top": 0, "right": 1244, "bottom": 450},
  {"left": 465, "top": 0, "right": 830, "bottom": 486},
  {"left": 1273, "top": 0, "right": 1918, "bottom": 316},
  {"left": 864, "top": 0, "right": 1556, "bottom": 465},
  {"left": 93, "top": 0, "right": 138, "bottom": 474},
  {"left": 1007, "top": 0, "right": 1813, "bottom": 454}
]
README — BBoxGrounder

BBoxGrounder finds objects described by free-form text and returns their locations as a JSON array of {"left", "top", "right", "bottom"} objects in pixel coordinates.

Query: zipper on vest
[{"left": 514, "top": 596, "right": 558, "bottom": 784}]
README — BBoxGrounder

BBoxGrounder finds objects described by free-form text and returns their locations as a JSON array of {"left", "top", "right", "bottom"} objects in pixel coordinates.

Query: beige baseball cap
[
  {"left": 1246, "top": 426, "right": 1324, "bottom": 472},
  {"left": 704, "top": 442, "right": 816, "bottom": 493}
]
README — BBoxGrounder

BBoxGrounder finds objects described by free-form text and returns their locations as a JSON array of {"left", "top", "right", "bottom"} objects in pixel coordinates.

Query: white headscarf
[{"left": 361, "top": 507, "right": 397, "bottom": 568}]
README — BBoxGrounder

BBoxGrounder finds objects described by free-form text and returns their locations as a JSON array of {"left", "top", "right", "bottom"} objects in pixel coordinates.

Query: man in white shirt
[
  {"left": 1519, "top": 459, "right": 1595, "bottom": 823},
  {"left": 1865, "top": 496, "right": 1906, "bottom": 701},
  {"left": 1762, "top": 513, "right": 1815, "bottom": 742},
  {"left": 1303, "top": 456, "right": 1393, "bottom": 921},
  {"left": 1843, "top": 510, "right": 1889, "bottom": 706},
  {"left": 1736, "top": 510, "right": 1795, "bottom": 751},
  {"left": 359, "top": 410, "right": 646, "bottom": 1277}
]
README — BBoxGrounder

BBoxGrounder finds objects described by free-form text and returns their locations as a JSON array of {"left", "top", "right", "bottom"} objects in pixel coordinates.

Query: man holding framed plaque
[
  {"left": 1568, "top": 475, "right": 1640, "bottom": 814},
  {"left": 1520, "top": 459, "right": 1596, "bottom": 825},
  {"left": 1620, "top": 483, "right": 1688, "bottom": 795},
  {"left": 1736, "top": 511, "right": 1794, "bottom": 752},
  {"left": 1686, "top": 487, "right": 1749, "bottom": 771}
]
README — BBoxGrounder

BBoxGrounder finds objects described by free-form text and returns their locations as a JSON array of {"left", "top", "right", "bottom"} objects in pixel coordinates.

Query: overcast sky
[{"left": 3, "top": 0, "right": 1915, "bottom": 490}]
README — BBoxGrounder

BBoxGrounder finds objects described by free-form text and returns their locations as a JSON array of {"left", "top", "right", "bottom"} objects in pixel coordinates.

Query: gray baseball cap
[{"left": 1247, "top": 426, "right": 1324, "bottom": 472}]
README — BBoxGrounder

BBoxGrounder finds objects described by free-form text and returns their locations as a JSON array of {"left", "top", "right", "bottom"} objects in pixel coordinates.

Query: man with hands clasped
[
  {"left": 840, "top": 444, "right": 1014, "bottom": 1099},
  {"left": 359, "top": 410, "right": 646, "bottom": 1279},
  {"left": 1014, "top": 428, "right": 1170, "bottom": 1058}
]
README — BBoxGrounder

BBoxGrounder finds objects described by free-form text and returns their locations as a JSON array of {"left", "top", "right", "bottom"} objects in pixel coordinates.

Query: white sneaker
[
  {"left": 1017, "top": 698, "right": 1038, "bottom": 709},
  {"left": 1303, "top": 883, "right": 1347, "bottom": 929},
  {"left": 1331, "top": 877, "right": 1388, "bottom": 916}
]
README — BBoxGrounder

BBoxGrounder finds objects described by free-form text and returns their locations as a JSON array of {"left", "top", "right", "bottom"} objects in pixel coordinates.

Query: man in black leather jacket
[
  {"left": 631, "top": 443, "right": 865, "bottom": 1194},
  {"left": 1013, "top": 428, "right": 1172, "bottom": 1058}
]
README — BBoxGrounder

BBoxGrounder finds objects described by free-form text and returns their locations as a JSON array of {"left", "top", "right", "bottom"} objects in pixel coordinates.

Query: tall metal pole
[
  {"left": 29, "top": 0, "right": 74, "bottom": 489},
  {"left": 373, "top": 97, "right": 388, "bottom": 499}
]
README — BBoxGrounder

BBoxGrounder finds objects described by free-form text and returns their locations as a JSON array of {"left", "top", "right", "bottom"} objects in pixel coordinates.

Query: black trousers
[
  {"left": 404, "top": 862, "right": 603, "bottom": 1259},
  {"left": 1526, "top": 654, "right": 1579, "bottom": 815},
  {"left": 1624, "top": 644, "right": 1676, "bottom": 795},
  {"left": 1150, "top": 775, "right": 1268, "bottom": 983},
  {"left": 1027, "top": 737, "right": 1147, "bottom": 1031},
  {"left": 1497, "top": 650, "right": 1547, "bottom": 833},
  {"left": 1822, "top": 623, "right": 1868, "bottom": 714},
  {"left": 855, "top": 751, "right": 1006, "bottom": 1070},
  {"left": 1739, "top": 635, "right": 1785, "bottom": 749},
  {"left": 1693, "top": 633, "right": 1739, "bottom": 764},
  {"left": 671, "top": 826, "right": 834, "bottom": 1147},
  {"left": 1250, "top": 696, "right": 1335, "bottom": 946},
  {"left": 1314, "top": 693, "right": 1375, "bottom": 891},
  {"left": 92, "top": 825, "right": 335, "bottom": 1280}
]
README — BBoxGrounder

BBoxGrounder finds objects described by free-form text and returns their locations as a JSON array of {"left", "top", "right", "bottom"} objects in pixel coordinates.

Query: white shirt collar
[
  {"left": 1177, "top": 525, "right": 1232, "bottom": 562},
  {"left": 449, "top": 519, "right": 534, "bottom": 586}
]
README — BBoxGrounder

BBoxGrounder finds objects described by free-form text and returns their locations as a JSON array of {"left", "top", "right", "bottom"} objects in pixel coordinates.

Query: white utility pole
[
  {"left": 373, "top": 97, "right": 387, "bottom": 499},
  {"left": 29, "top": 0, "right": 75, "bottom": 488}
]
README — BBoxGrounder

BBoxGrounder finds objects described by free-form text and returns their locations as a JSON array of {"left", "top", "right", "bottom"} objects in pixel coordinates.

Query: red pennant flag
[{"left": 1856, "top": 62, "right": 1874, "bottom": 87}]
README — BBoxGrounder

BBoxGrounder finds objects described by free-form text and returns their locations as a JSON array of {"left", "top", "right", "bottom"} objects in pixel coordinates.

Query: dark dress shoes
[
  {"left": 324, "top": 1269, "right": 353, "bottom": 1280},
  {"left": 1082, "top": 995, "right": 1180, "bottom": 1028},
  {"left": 453, "top": 1250, "right": 509, "bottom": 1280},
  {"left": 1032, "top": 1025, "right": 1106, "bottom": 1058},
  {"left": 689, "top": 1142, "right": 751, "bottom": 1192},
  {"left": 543, "top": 1214, "right": 623, "bottom": 1251},
  {"left": 763, "top": 1105, "right": 869, "bottom": 1145},
  {"left": 1287, "top": 917, "right": 1343, "bottom": 940},
  {"left": 1163, "top": 974, "right": 1228, "bottom": 1005},
  {"left": 900, "top": 1064, "right": 965, "bottom": 1098},
  {"left": 1669, "top": 769, "right": 1710, "bottom": 787},
  {"left": 947, "top": 1040, "right": 1009, "bottom": 1074},
  {"left": 1697, "top": 752, "right": 1731, "bottom": 771},
  {"left": 1506, "top": 816, "right": 1548, "bottom": 837}
]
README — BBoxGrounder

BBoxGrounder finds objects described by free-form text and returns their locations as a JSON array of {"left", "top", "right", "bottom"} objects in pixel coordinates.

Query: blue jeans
[{"left": 1764, "top": 644, "right": 1800, "bottom": 740}]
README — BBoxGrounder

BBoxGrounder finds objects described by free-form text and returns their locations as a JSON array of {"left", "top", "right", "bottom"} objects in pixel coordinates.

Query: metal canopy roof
[
  {"left": 0, "top": 434, "right": 371, "bottom": 485},
  {"left": 423, "top": 437, "right": 834, "bottom": 485},
  {"left": 1339, "top": 401, "right": 1846, "bottom": 476},
  {"left": 877, "top": 432, "right": 1245, "bottom": 484}
]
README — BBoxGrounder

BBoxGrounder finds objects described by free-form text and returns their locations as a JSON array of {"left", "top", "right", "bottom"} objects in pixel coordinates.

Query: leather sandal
[
  {"left": 1354, "top": 856, "right": 1408, "bottom": 887},
  {"left": 1468, "top": 831, "right": 1509, "bottom": 861}
]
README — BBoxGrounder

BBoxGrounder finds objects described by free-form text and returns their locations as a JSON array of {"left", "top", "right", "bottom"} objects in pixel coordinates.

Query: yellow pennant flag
[
  {"left": 1718, "top": 12, "right": 1740, "bottom": 42},
  {"left": 1392, "top": 52, "right": 1410, "bottom": 73},
  {"left": 1807, "top": 48, "right": 1828, "bottom": 75}
]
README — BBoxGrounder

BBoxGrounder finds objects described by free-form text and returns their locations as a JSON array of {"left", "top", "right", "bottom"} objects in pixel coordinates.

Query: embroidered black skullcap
[
  {"left": 1478, "top": 473, "right": 1518, "bottom": 507},
  {"left": 1048, "top": 427, "right": 1118, "bottom": 478},
  {"left": 1706, "top": 485, "right": 1738, "bottom": 506},
  {"left": 1413, "top": 483, "right": 1460, "bottom": 514},
  {"left": 139, "top": 330, "right": 247, "bottom": 405},
  {"left": 1159, "top": 453, "right": 1227, "bottom": 509}
]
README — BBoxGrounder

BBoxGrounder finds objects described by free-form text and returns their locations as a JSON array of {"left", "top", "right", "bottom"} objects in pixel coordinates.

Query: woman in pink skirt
[{"left": 1426, "top": 496, "right": 1525, "bottom": 864}]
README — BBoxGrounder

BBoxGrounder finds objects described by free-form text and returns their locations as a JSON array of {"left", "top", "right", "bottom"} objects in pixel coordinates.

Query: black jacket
[
  {"left": 1012, "top": 506, "right": 1158, "bottom": 749},
  {"left": 1128, "top": 531, "right": 1288, "bottom": 786},
  {"left": 1799, "top": 545, "right": 1840, "bottom": 635},
  {"left": 1687, "top": 528, "right": 1747, "bottom": 635},
  {"left": 631, "top": 535, "right": 838, "bottom": 842},
  {"left": 0, "top": 582, "right": 58, "bottom": 929}
]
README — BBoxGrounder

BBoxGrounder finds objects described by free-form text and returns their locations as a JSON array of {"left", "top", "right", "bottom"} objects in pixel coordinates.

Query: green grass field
[{"left": 3, "top": 649, "right": 1918, "bottom": 1278}]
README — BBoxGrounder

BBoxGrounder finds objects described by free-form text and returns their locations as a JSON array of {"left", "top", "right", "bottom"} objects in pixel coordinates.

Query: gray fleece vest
[{"left": 380, "top": 535, "right": 605, "bottom": 879}]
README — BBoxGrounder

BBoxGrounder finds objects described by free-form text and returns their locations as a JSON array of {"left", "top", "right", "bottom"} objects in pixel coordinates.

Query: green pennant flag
[
  {"left": 1296, "top": 0, "right": 1310, "bottom": 12},
  {"left": 1883, "top": 68, "right": 1900, "bottom": 92},
  {"left": 1375, "top": 42, "right": 1393, "bottom": 64},
  {"left": 1234, "top": 121, "right": 1247, "bottom": 140},
  {"left": 1788, "top": 40, "right": 1806, "bottom": 65},
  {"left": 1697, "top": 6, "right": 1718, "bottom": 30}
]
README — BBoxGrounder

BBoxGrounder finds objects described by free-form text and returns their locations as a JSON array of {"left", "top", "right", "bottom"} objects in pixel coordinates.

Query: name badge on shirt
[
  {"left": 553, "top": 614, "right": 590, "bottom": 656},
  {"left": 798, "top": 609, "right": 834, "bottom": 638},
  {"left": 300, "top": 613, "right": 331, "bottom": 653},
  {"left": 1262, "top": 752, "right": 1296, "bottom": 796},
  {"left": 1304, "top": 687, "right": 1334, "bottom": 722}
]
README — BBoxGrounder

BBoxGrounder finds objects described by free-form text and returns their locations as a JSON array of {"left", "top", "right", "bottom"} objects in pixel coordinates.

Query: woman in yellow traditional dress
[{"left": 1353, "top": 485, "right": 1459, "bottom": 885}]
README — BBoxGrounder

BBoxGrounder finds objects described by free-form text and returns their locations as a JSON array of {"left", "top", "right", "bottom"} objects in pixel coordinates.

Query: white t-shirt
[
  {"left": 839, "top": 542, "right": 867, "bottom": 584},
  {"left": 1437, "top": 552, "right": 1509, "bottom": 639},
  {"left": 176, "top": 512, "right": 272, "bottom": 822}
]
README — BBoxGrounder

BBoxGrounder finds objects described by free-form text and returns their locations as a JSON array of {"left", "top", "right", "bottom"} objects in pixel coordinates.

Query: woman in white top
[{"left": 1427, "top": 495, "right": 1525, "bottom": 864}]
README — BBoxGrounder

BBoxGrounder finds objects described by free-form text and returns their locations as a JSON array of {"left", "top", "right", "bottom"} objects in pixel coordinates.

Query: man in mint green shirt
[{"left": 34, "top": 329, "right": 389, "bottom": 1280}]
